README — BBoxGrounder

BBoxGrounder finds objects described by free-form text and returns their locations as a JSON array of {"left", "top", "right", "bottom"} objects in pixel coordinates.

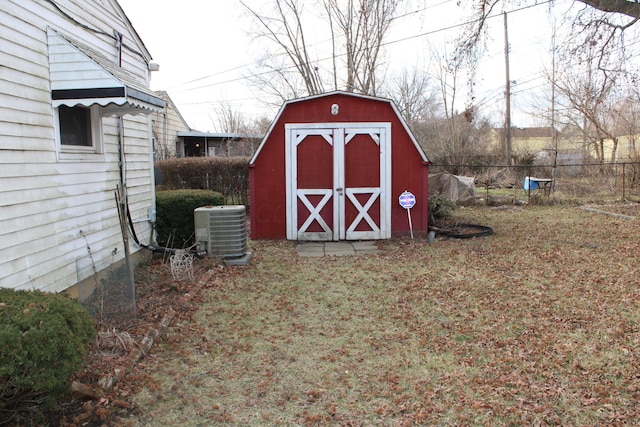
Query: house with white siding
[
  {"left": 1, "top": 0, "right": 165, "bottom": 294},
  {"left": 151, "top": 91, "right": 190, "bottom": 159}
]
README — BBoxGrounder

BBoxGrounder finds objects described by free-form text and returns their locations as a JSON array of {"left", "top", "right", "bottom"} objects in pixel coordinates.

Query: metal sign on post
[{"left": 398, "top": 190, "right": 416, "bottom": 239}]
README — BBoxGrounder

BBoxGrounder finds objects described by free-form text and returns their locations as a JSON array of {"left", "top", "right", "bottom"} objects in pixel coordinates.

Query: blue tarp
[{"left": 523, "top": 177, "right": 540, "bottom": 190}]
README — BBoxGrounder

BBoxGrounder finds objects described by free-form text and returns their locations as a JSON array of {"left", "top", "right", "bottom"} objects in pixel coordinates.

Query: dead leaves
[{"left": 65, "top": 205, "right": 640, "bottom": 425}]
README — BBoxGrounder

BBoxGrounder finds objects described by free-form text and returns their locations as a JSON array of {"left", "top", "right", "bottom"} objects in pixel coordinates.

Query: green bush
[
  {"left": 428, "top": 193, "right": 456, "bottom": 225},
  {"left": 155, "top": 157, "right": 250, "bottom": 206},
  {"left": 155, "top": 189, "right": 224, "bottom": 247},
  {"left": 0, "top": 288, "right": 95, "bottom": 424}
]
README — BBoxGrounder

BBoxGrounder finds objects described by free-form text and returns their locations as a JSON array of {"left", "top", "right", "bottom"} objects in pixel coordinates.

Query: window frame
[{"left": 55, "top": 104, "right": 104, "bottom": 160}]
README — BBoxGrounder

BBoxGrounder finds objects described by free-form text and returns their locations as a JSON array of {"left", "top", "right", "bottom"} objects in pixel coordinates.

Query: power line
[
  {"left": 163, "top": 0, "right": 554, "bottom": 94},
  {"left": 163, "top": 0, "right": 454, "bottom": 91},
  {"left": 164, "top": 0, "right": 640, "bottom": 128}
]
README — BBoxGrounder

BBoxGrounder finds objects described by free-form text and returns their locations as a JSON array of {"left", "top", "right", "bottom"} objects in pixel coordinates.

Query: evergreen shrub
[
  {"left": 155, "top": 189, "right": 224, "bottom": 247},
  {"left": 0, "top": 288, "right": 95, "bottom": 424},
  {"left": 428, "top": 193, "right": 456, "bottom": 225}
]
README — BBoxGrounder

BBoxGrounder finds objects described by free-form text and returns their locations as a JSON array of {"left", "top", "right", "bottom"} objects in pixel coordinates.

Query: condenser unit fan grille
[{"left": 194, "top": 206, "right": 247, "bottom": 258}]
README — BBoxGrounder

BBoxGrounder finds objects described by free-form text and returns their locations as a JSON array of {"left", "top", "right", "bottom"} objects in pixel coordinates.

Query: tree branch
[{"left": 578, "top": 0, "right": 640, "bottom": 19}]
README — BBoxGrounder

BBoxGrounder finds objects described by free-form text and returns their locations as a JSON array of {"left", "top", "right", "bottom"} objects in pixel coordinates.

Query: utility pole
[
  {"left": 503, "top": 12, "right": 512, "bottom": 166},
  {"left": 550, "top": 26, "right": 558, "bottom": 193}
]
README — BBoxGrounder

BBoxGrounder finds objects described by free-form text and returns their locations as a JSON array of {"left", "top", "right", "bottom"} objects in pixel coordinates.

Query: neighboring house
[
  {"left": 177, "top": 131, "right": 262, "bottom": 157},
  {"left": 492, "top": 127, "right": 558, "bottom": 155},
  {"left": 618, "top": 135, "right": 639, "bottom": 161},
  {"left": 590, "top": 134, "right": 639, "bottom": 162},
  {"left": 149, "top": 92, "right": 262, "bottom": 158},
  {"left": 1, "top": 0, "right": 164, "bottom": 293},
  {"left": 493, "top": 126, "right": 640, "bottom": 163},
  {"left": 151, "top": 91, "right": 190, "bottom": 159}
]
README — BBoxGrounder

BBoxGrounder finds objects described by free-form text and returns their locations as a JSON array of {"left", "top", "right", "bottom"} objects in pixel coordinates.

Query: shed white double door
[{"left": 286, "top": 123, "right": 391, "bottom": 241}]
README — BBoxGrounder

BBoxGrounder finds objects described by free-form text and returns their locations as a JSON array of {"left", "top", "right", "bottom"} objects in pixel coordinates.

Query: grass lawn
[{"left": 122, "top": 205, "right": 640, "bottom": 426}]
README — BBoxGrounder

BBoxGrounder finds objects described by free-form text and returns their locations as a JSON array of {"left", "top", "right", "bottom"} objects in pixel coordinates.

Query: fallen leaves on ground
[{"left": 59, "top": 205, "right": 640, "bottom": 426}]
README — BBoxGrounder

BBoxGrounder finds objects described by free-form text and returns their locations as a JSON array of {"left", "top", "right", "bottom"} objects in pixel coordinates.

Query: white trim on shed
[{"left": 249, "top": 91, "right": 429, "bottom": 165}]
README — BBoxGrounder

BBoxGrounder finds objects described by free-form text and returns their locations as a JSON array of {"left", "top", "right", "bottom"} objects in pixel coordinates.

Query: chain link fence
[
  {"left": 77, "top": 256, "right": 137, "bottom": 325},
  {"left": 429, "top": 162, "right": 640, "bottom": 204}
]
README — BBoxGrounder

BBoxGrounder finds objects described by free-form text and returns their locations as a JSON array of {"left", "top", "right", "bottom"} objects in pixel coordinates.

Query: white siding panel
[
  {"left": 0, "top": 37, "right": 46, "bottom": 69},
  {"left": 2, "top": 225, "right": 125, "bottom": 293},
  {"left": 0, "top": 149, "right": 56, "bottom": 165},
  {"left": 0, "top": 84, "right": 51, "bottom": 114},
  {"left": 0, "top": 50, "right": 49, "bottom": 78},
  {"left": 48, "top": 32, "right": 123, "bottom": 90},
  {"left": 0, "top": 106, "right": 52, "bottom": 128},
  {"left": 0, "top": 11, "right": 46, "bottom": 43},
  {"left": 0, "top": 57, "right": 50, "bottom": 92},
  {"left": 1, "top": 172, "right": 118, "bottom": 194},
  {"left": 0, "top": 157, "right": 112, "bottom": 177},
  {"left": 0, "top": 206, "right": 121, "bottom": 265},
  {"left": 0, "top": 191, "right": 117, "bottom": 226},
  {"left": 1, "top": 178, "right": 119, "bottom": 208},
  {"left": 0, "top": 129, "right": 55, "bottom": 151},
  {"left": 1, "top": 0, "right": 157, "bottom": 292}
]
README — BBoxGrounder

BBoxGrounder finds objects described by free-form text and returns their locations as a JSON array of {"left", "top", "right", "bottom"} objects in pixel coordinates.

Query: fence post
[
  {"left": 527, "top": 165, "right": 531, "bottom": 204},
  {"left": 622, "top": 162, "right": 626, "bottom": 200}
]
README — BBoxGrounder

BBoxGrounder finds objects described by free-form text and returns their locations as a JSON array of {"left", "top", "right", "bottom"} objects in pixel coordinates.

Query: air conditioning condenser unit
[{"left": 194, "top": 205, "right": 252, "bottom": 265}]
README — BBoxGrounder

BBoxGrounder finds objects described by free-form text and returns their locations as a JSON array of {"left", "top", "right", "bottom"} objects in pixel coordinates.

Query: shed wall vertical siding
[
  {"left": 250, "top": 93, "right": 429, "bottom": 240},
  {"left": 0, "top": 0, "right": 156, "bottom": 292}
]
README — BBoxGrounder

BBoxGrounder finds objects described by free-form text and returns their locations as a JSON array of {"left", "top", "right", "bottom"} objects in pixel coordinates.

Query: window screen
[{"left": 59, "top": 105, "right": 92, "bottom": 146}]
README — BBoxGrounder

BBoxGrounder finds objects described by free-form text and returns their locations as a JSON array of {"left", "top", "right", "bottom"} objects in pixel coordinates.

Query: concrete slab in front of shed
[
  {"left": 324, "top": 242, "right": 356, "bottom": 256},
  {"left": 352, "top": 241, "right": 380, "bottom": 255},
  {"left": 297, "top": 241, "right": 380, "bottom": 257},
  {"left": 297, "top": 243, "right": 325, "bottom": 257}
]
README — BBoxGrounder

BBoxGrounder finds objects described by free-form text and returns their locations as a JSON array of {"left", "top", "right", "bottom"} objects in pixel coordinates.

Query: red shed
[{"left": 249, "top": 91, "right": 430, "bottom": 241}]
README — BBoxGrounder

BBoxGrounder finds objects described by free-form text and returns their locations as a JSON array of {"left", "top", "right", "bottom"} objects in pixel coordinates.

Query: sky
[{"left": 118, "top": 0, "right": 561, "bottom": 132}]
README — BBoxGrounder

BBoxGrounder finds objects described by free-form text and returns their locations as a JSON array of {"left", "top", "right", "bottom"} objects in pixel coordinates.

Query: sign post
[{"left": 398, "top": 190, "right": 416, "bottom": 239}]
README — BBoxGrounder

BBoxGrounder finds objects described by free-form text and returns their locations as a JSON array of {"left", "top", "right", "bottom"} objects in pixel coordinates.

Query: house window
[
  {"left": 59, "top": 105, "right": 92, "bottom": 146},
  {"left": 56, "top": 105, "right": 103, "bottom": 157}
]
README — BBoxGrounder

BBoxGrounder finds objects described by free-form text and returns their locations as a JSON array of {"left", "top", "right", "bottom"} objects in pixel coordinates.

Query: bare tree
[
  {"left": 551, "top": 41, "right": 623, "bottom": 163},
  {"left": 323, "top": 0, "right": 401, "bottom": 95},
  {"left": 455, "top": 1, "right": 640, "bottom": 73},
  {"left": 242, "top": 0, "right": 401, "bottom": 101},
  {"left": 383, "top": 66, "right": 439, "bottom": 124},
  {"left": 431, "top": 48, "right": 468, "bottom": 164},
  {"left": 577, "top": 0, "right": 640, "bottom": 19},
  {"left": 215, "top": 101, "right": 246, "bottom": 134},
  {"left": 457, "top": 1, "right": 640, "bottom": 45},
  {"left": 416, "top": 47, "right": 495, "bottom": 172},
  {"left": 151, "top": 120, "right": 172, "bottom": 160},
  {"left": 614, "top": 94, "right": 640, "bottom": 161},
  {"left": 241, "top": 0, "right": 324, "bottom": 97}
]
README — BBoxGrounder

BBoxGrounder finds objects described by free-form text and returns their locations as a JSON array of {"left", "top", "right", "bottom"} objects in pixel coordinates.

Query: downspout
[{"left": 163, "top": 110, "right": 168, "bottom": 159}]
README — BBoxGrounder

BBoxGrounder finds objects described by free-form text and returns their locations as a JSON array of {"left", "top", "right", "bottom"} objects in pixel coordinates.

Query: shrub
[
  {"left": 0, "top": 288, "right": 95, "bottom": 424},
  {"left": 155, "top": 189, "right": 224, "bottom": 248},
  {"left": 428, "top": 194, "right": 456, "bottom": 225},
  {"left": 155, "top": 157, "right": 250, "bottom": 206}
]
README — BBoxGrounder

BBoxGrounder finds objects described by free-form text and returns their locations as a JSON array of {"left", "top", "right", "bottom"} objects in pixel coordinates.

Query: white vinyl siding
[
  {"left": 151, "top": 92, "right": 190, "bottom": 158},
  {"left": 0, "top": 0, "right": 158, "bottom": 292}
]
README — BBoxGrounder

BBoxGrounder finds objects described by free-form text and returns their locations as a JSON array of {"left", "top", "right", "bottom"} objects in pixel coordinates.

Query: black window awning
[{"left": 48, "top": 27, "right": 165, "bottom": 116}]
